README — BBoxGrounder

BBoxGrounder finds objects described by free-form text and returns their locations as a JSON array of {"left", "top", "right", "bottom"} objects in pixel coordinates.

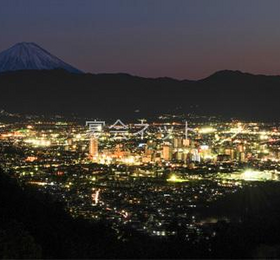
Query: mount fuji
[{"left": 0, "top": 42, "right": 82, "bottom": 74}]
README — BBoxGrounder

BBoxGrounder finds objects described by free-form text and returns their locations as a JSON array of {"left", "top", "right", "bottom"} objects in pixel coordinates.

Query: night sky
[{"left": 1, "top": 0, "right": 280, "bottom": 79}]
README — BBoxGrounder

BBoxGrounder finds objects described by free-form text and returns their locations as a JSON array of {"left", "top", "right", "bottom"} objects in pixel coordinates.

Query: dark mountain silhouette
[
  {"left": 0, "top": 69, "right": 279, "bottom": 121},
  {"left": 0, "top": 43, "right": 82, "bottom": 74}
]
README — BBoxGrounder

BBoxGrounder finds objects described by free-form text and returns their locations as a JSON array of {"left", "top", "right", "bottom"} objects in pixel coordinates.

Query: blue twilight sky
[{"left": 1, "top": 0, "right": 280, "bottom": 79}]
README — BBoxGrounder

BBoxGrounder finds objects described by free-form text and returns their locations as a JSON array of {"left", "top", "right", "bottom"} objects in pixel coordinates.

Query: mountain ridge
[
  {"left": 0, "top": 42, "right": 279, "bottom": 121},
  {"left": 0, "top": 69, "right": 279, "bottom": 121}
]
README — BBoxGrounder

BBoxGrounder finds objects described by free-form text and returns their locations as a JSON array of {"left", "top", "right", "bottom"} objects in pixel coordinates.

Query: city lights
[
  {"left": 1, "top": 118, "right": 280, "bottom": 245},
  {"left": 241, "top": 169, "right": 274, "bottom": 181},
  {"left": 167, "top": 174, "right": 188, "bottom": 183}
]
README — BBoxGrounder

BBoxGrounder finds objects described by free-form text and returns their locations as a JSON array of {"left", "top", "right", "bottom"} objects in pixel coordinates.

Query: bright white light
[
  {"left": 200, "top": 145, "right": 209, "bottom": 150},
  {"left": 25, "top": 139, "right": 51, "bottom": 147},
  {"left": 199, "top": 127, "right": 216, "bottom": 134},
  {"left": 241, "top": 170, "right": 272, "bottom": 181}
]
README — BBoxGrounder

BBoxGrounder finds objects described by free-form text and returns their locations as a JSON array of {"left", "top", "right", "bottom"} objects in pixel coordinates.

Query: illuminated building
[
  {"left": 183, "top": 138, "right": 190, "bottom": 147},
  {"left": 67, "top": 138, "right": 73, "bottom": 146},
  {"left": 89, "top": 135, "right": 98, "bottom": 158},
  {"left": 230, "top": 149, "right": 235, "bottom": 160},
  {"left": 240, "top": 152, "right": 246, "bottom": 162},
  {"left": 224, "top": 148, "right": 231, "bottom": 156},
  {"left": 162, "top": 143, "right": 171, "bottom": 161},
  {"left": 173, "top": 137, "right": 183, "bottom": 148},
  {"left": 199, "top": 145, "right": 211, "bottom": 159},
  {"left": 142, "top": 155, "right": 152, "bottom": 163},
  {"left": 191, "top": 149, "right": 201, "bottom": 162},
  {"left": 115, "top": 144, "right": 126, "bottom": 158},
  {"left": 237, "top": 144, "right": 244, "bottom": 152},
  {"left": 176, "top": 150, "right": 183, "bottom": 161}
]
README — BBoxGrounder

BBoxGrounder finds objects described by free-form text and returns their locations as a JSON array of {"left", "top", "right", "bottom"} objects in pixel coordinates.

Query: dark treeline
[{"left": 1, "top": 169, "right": 280, "bottom": 258}]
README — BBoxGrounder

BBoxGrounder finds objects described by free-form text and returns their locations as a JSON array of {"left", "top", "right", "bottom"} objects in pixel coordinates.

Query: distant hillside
[{"left": 0, "top": 69, "right": 279, "bottom": 121}]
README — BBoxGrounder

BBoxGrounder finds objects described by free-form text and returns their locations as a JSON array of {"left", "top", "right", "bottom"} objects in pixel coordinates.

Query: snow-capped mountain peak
[{"left": 0, "top": 42, "right": 82, "bottom": 74}]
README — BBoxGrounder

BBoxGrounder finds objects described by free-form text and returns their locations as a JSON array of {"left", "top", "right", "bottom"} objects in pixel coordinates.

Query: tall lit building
[
  {"left": 162, "top": 143, "right": 172, "bottom": 161},
  {"left": 240, "top": 152, "right": 246, "bottom": 162},
  {"left": 173, "top": 137, "right": 183, "bottom": 148},
  {"left": 191, "top": 149, "right": 201, "bottom": 162},
  {"left": 89, "top": 135, "right": 98, "bottom": 158}
]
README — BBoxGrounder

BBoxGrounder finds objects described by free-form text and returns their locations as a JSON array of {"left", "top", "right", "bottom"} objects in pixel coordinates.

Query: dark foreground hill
[
  {"left": 0, "top": 69, "right": 280, "bottom": 121},
  {"left": 0, "top": 169, "right": 119, "bottom": 258}
]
